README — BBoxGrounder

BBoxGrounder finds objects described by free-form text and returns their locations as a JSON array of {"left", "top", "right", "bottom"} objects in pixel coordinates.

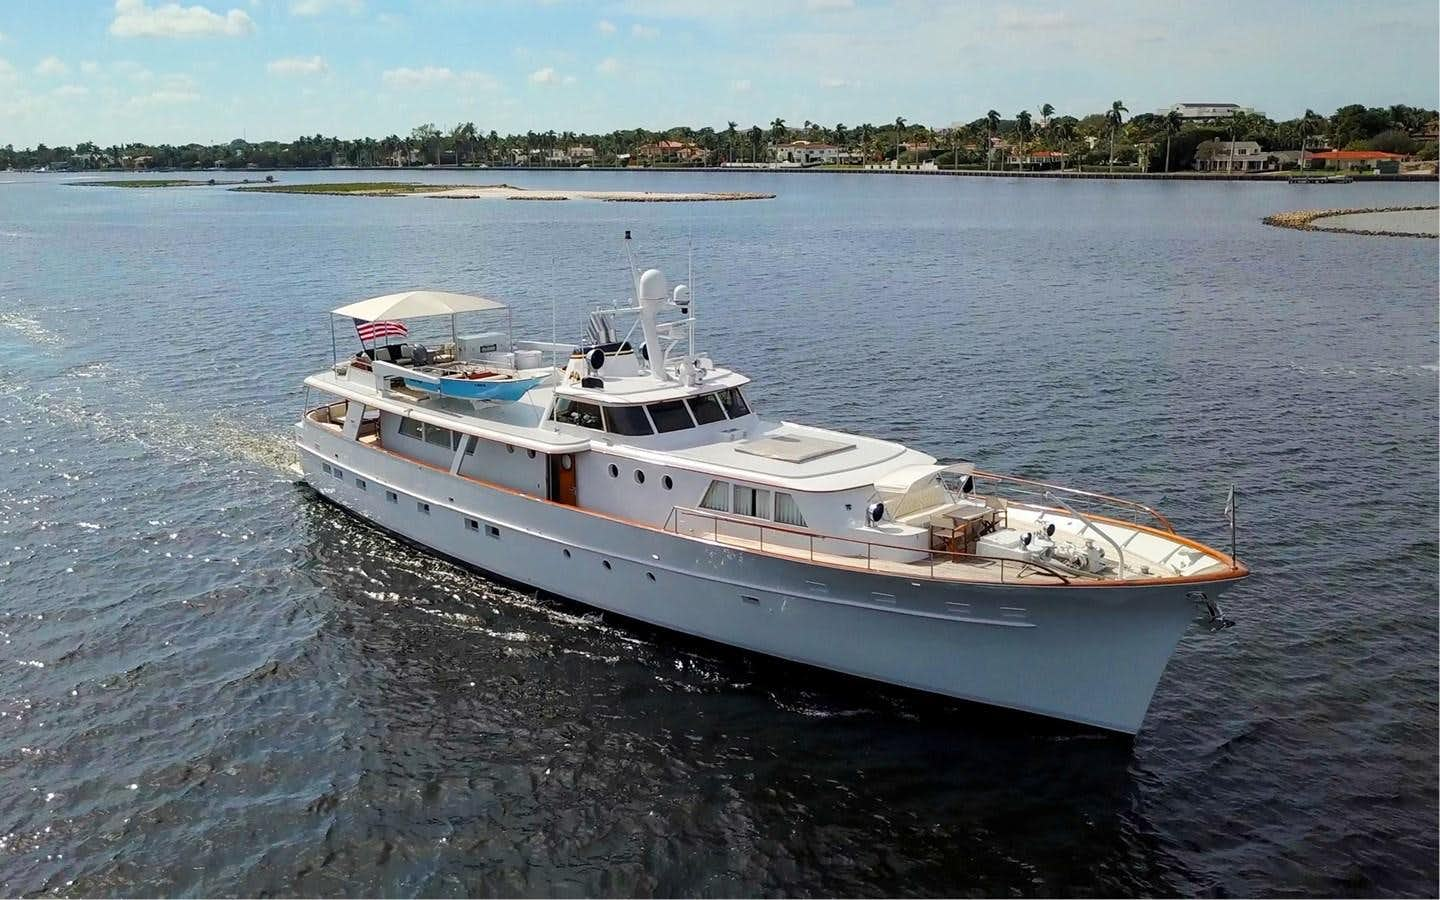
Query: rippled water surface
[{"left": 1, "top": 170, "right": 1436, "bottom": 897}]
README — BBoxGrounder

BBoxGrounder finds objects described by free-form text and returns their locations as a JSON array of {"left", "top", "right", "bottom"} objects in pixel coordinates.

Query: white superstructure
[{"left": 295, "top": 256, "right": 1248, "bottom": 734}]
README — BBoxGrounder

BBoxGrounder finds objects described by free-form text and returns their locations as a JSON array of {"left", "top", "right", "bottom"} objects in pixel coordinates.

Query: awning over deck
[{"left": 332, "top": 290, "right": 507, "bottom": 322}]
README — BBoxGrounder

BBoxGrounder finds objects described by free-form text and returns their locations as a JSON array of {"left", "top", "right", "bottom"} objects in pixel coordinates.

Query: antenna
[
  {"left": 623, "top": 229, "right": 639, "bottom": 301},
  {"left": 550, "top": 253, "right": 558, "bottom": 369},
  {"left": 686, "top": 224, "right": 695, "bottom": 357}
]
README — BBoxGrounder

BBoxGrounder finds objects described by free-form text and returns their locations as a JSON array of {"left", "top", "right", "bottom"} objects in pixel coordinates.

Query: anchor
[{"left": 1189, "top": 590, "right": 1235, "bottom": 630}]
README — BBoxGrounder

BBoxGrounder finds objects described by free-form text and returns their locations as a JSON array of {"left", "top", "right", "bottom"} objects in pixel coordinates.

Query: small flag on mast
[
  {"left": 354, "top": 318, "right": 407, "bottom": 343},
  {"left": 1223, "top": 484, "right": 1235, "bottom": 526}
]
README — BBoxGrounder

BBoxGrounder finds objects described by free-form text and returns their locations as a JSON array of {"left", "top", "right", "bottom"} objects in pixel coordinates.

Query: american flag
[{"left": 354, "top": 318, "right": 407, "bottom": 343}]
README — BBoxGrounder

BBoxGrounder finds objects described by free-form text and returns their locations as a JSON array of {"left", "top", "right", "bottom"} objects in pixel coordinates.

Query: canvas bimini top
[{"left": 332, "top": 290, "right": 507, "bottom": 322}]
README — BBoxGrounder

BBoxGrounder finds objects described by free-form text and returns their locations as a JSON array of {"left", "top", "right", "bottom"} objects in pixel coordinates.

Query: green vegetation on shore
[
  {"left": 12, "top": 102, "right": 1435, "bottom": 175},
  {"left": 74, "top": 179, "right": 213, "bottom": 188}
]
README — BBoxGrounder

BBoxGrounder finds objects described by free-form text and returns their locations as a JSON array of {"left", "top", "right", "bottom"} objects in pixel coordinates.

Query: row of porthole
[
  {"left": 606, "top": 463, "right": 673, "bottom": 490},
  {"left": 560, "top": 547, "right": 657, "bottom": 582},
  {"left": 503, "top": 444, "right": 539, "bottom": 458}
]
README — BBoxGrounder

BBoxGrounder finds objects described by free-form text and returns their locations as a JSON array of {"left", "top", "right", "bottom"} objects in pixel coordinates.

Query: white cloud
[
  {"left": 80, "top": 60, "right": 100, "bottom": 74},
  {"left": 35, "top": 56, "right": 69, "bottom": 77},
  {"left": 630, "top": 23, "right": 659, "bottom": 38},
  {"left": 110, "top": 0, "right": 256, "bottom": 38},
  {"left": 596, "top": 19, "right": 617, "bottom": 35},
  {"left": 289, "top": 0, "right": 361, "bottom": 15},
  {"left": 54, "top": 84, "right": 90, "bottom": 98},
  {"left": 382, "top": 66, "right": 497, "bottom": 91},
  {"left": 996, "top": 6, "right": 1069, "bottom": 31},
  {"left": 731, "top": 79, "right": 751, "bottom": 92},
  {"left": 820, "top": 76, "right": 857, "bottom": 88},
  {"left": 129, "top": 87, "right": 201, "bottom": 106},
  {"left": 0, "top": 58, "right": 18, "bottom": 82},
  {"left": 529, "top": 66, "right": 564, "bottom": 85},
  {"left": 596, "top": 57, "right": 620, "bottom": 75},
  {"left": 383, "top": 65, "right": 454, "bottom": 88},
  {"left": 806, "top": 0, "right": 853, "bottom": 10},
  {"left": 266, "top": 55, "right": 328, "bottom": 75}
]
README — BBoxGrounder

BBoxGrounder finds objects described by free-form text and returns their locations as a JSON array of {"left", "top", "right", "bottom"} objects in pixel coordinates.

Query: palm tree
[
  {"left": 1040, "top": 103, "right": 1055, "bottom": 128},
  {"left": 985, "top": 110, "right": 1000, "bottom": 171},
  {"left": 726, "top": 121, "right": 738, "bottom": 163},
  {"left": 1015, "top": 110, "right": 1032, "bottom": 167},
  {"left": 893, "top": 116, "right": 906, "bottom": 166},
  {"left": 770, "top": 118, "right": 786, "bottom": 143},
  {"left": 1162, "top": 110, "right": 1183, "bottom": 173},
  {"left": 1296, "top": 109, "right": 1322, "bottom": 169},
  {"left": 834, "top": 122, "right": 847, "bottom": 148},
  {"left": 1105, "top": 100, "right": 1127, "bottom": 172},
  {"left": 1052, "top": 120, "right": 1077, "bottom": 170},
  {"left": 749, "top": 125, "right": 764, "bottom": 162}
]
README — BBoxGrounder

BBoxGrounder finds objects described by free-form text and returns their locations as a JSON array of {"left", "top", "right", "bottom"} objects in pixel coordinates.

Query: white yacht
[{"left": 296, "top": 256, "right": 1248, "bottom": 734}]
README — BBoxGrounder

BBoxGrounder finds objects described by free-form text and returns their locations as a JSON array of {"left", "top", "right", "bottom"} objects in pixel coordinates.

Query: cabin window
[
  {"left": 733, "top": 485, "right": 771, "bottom": 519},
  {"left": 386, "top": 490, "right": 398, "bottom": 503},
  {"left": 647, "top": 399, "right": 695, "bottom": 433},
  {"left": 603, "top": 405, "right": 654, "bottom": 436},
  {"left": 608, "top": 464, "right": 619, "bottom": 478},
  {"left": 321, "top": 462, "right": 331, "bottom": 474},
  {"left": 424, "top": 424, "right": 452, "bottom": 449},
  {"left": 464, "top": 517, "right": 480, "bottom": 532},
  {"left": 332, "top": 467, "right": 344, "bottom": 480},
  {"left": 455, "top": 434, "right": 474, "bottom": 454},
  {"left": 774, "top": 492, "right": 807, "bottom": 527},
  {"left": 699, "top": 480, "right": 730, "bottom": 512},
  {"left": 486, "top": 524, "right": 501, "bottom": 538},
  {"left": 716, "top": 387, "right": 750, "bottom": 419},
  {"left": 662, "top": 475, "right": 673, "bottom": 490},
  {"left": 398, "top": 417, "right": 423, "bottom": 440},
  {"left": 355, "top": 478, "right": 367, "bottom": 491},
  {"left": 553, "top": 397, "right": 604, "bottom": 430},
  {"left": 418, "top": 501, "right": 431, "bottom": 515},
  {"left": 687, "top": 393, "right": 727, "bottom": 425}
]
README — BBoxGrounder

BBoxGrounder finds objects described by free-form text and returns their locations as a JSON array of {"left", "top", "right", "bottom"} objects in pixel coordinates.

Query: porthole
[
  {"left": 645, "top": 572, "right": 656, "bottom": 582},
  {"left": 602, "top": 560, "right": 612, "bottom": 570},
  {"left": 506, "top": 444, "right": 515, "bottom": 454},
  {"left": 527, "top": 448, "right": 537, "bottom": 459},
  {"left": 608, "top": 464, "right": 619, "bottom": 478},
  {"left": 634, "top": 469, "right": 645, "bottom": 485},
  {"left": 562, "top": 548, "right": 571, "bottom": 558},
  {"left": 662, "top": 475, "right": 673, "bottom": 490},
  {"left": 561, "top": 455, "right": 573, "bottom": 471}
]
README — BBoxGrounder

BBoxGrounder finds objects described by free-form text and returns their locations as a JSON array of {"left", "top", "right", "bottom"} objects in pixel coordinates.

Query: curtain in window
[
  {"left": 774, "top": 492, "right": 807, "bottom": 527},
  {"left": 700, "top": 480, "right": 730, "bottom": 511}
]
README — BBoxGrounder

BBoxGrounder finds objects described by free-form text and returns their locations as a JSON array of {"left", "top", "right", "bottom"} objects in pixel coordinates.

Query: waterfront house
[
  {"left": 1159, "top": 102, "right": 1259, "bottom": 122},
  {"left": 566, "top": 146, "right": 596, "bottom": 162},
  {"left": 770, "top": 140, "right": 859, "bottom": 165},
  {"left": 633, "top": 140, "right": 709, "bottom": 165},
  {"left": 1006, "top": 149, "right": 1069, "bottom": 170},
  {"left": 1193, "top": 140, "right": 1272, "bottom": 172},
  {"left": 1307, "top": 149, "right": 1409, "bottom": 172}
]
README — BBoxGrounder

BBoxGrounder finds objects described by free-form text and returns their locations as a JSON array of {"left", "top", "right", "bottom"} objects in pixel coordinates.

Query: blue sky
[{"left": 2, "top": 0, "right": 1437, "bottom": 147}]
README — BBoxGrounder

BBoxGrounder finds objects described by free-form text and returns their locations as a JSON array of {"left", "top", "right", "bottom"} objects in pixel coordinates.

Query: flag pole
[{"left": 1229, "top": 483, "right": 1237, "bottom": 564}]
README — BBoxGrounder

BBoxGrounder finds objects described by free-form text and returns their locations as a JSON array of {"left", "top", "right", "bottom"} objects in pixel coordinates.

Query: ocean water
[{"left": 0, "top": 170, "right": 1435, "bottom": 897}]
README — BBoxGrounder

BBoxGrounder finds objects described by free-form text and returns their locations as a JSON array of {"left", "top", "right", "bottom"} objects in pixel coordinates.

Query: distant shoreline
[{"left": 35, "top": 164, "right": 1438, "bottom": 183}]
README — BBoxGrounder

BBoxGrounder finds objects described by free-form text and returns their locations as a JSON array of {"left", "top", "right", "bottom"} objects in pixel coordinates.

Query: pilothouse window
[
  {"left": 716, "top": 388, "right": 750, "bottom": 419},
  {"left": 603, "top": 405, "right": 654, "bottom": 436},
  {"left": 688, "top": 393, "right": 727, "bottom": 425},
  {"left": 398, "top": 417, "right": 423, "bottom": 440},
  {"left": 647, "top": 399, "right": 695, "bottom": 433},
  {"left": 552, "top": 397, "right": 604, "bottom": 430}
]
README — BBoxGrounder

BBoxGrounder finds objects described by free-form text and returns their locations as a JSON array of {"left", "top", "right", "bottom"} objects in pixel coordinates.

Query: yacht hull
[{"left": 298, "top": 422, "right": 1233, "bottom": 734}]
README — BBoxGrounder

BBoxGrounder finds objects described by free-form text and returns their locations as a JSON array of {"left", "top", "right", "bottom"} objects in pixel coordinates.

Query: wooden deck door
[{"left": 549, "top": 453, "right": 578, "bottom": 505}]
